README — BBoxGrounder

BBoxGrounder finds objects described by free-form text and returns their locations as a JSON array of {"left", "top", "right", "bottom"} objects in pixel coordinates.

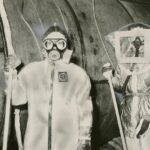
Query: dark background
[{"left": 0, "top": 0, "right": 150, "bottom": 149}]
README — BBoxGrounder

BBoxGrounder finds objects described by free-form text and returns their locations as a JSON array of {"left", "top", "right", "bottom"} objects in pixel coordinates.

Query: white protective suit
[
  {"left": 11, "top": 59, "right": 93, "bottom": 150},
  {"left": 112, "top": 64, "right": 150, "bottom": 150},
  {"left": 106, "top": 23, "right": 150, "bottom": 150}
]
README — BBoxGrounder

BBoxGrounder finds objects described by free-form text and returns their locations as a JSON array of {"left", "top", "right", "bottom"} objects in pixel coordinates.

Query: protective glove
[
  {"left": 102, "top": 63, "right": 113, "bottom": 79},
  {"left": 4, "top": 55, "right": 21, "bottom": 94},
  {"left": 4, "top": 55, "right": 21, "bottom": 72}
]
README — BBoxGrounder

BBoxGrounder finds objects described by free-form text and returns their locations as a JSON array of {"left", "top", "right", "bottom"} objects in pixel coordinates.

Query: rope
[
  {"left": 19, "top": 13, "right": 42, "bottom": 60},
  {"left": 92, "top": 0, "right": 117, "bottom": 73},
  {"left": 30, "top": 0, "right": 45, "bottom": 34}
]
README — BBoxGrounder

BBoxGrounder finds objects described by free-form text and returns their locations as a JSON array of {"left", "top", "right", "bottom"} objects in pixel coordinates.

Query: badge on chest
[{"left": 58, "top": 72, "right": 68, "bottom": 82}]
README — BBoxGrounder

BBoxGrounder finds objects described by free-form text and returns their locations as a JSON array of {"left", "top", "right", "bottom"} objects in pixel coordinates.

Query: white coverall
[
  {"left": 112, "top": 64, "right": 150, "bottom": 150},
  {"left": 11, "top": 59, "right": 93, "bottom": 150},
  {"left": 105, "top": 25, "right": 150, "bottom": 150}
]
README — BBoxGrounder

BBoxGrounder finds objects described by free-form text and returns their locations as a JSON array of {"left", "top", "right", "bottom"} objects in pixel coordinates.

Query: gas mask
[{"left": 43, "top": 38, "right": 67, "bottom": 61}]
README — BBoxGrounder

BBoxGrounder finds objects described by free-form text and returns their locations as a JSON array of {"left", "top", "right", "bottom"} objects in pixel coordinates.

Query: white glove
[
  {"left": 4, "top": 55, "right": 21, "bottom": 72},
  {"left": 102, "top": 63, "right": 113, "bottom": 79}
]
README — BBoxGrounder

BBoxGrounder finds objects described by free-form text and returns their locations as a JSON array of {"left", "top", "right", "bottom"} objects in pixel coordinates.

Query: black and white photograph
[{"left": 0, "top": 1, "right": 150, "bottom": 150}]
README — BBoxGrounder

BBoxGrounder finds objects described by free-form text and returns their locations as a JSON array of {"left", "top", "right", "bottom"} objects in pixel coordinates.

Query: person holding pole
[
  {"left": 4, "top": 25, "right": 93, "bottom": 150},
  {"left": 103, "top": 23, "right": 150, "bottom": 150}
]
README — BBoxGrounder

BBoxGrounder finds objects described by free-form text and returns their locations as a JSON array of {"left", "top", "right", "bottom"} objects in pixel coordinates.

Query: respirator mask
[{"left": 43, "top": 38, "right": 67, "bottom": 61}]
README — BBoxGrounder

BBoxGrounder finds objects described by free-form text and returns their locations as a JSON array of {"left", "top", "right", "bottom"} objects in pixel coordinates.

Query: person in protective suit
[
  {"left": 5, "top": 25, "right": 93, "bottom": 150},
  {"left": 102, "top": 23, "right": 150, "bottom": 150}
]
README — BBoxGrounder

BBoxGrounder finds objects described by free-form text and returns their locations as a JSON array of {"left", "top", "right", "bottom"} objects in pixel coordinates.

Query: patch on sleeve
[{"left": 58, "top": 72, "right": 68, "bottom": 82}]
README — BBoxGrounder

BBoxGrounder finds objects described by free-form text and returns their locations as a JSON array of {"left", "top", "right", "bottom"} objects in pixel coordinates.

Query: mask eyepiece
[{"left": 43, "top": 39, "right": 67, "bottom": 51}]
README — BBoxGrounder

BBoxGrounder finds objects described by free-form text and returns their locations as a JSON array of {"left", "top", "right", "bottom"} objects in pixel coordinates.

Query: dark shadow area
[
  {"left": 91, "top": 80, "right": 120, "bottom": 150},
  {"left": 90, "top": 79, "right": 101, "bottom": 150}
]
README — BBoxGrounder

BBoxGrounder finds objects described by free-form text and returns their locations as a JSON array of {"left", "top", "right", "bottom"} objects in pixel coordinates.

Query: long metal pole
[
  {"left": 0, "top": 1, "right": 15, "bottom": 150},
  {"left": 107, "top": 74, "right": 128, "bottom": 150},
  {"left": 103, "top": 67, "right": 128, "bottom": 150}
]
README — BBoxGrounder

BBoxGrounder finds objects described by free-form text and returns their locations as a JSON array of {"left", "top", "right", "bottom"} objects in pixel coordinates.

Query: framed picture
[{"left": 115, "top": 29, "right": 150, "bottom": 63}]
